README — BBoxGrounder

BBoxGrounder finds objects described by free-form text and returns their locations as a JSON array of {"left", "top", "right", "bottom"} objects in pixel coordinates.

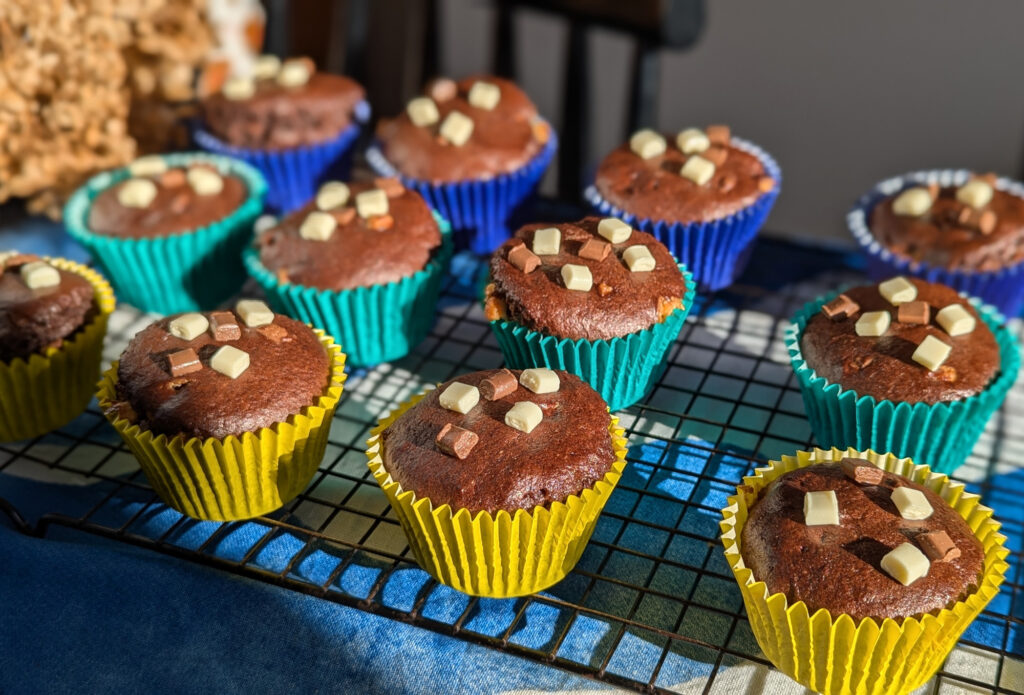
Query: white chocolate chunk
[
  {"left": 128, "top": 155, "right": 167, "bottom": 177},
  {"left": 467, "top": 81, "right": 501, "bottom": 110},
  {"left": 878, "top": 276, "right": 917, "bottom": 305},
  {"left": 235, "top": 299, "right": 274, "bottom": 327},
  {"left": 169, "top": 313, "right": 209, "bottom": 341},
  {"left": 623, "top": 245, "right": 656, "bottom": 272},
  {"left": 936, "top": 303, "right": 976, "bottom": 336},
  {"left": 406, "top": 97, "right": 440, "bottom": 127},
  {"left": 629, "top": 129, "right": 666, "bottom": 159},
  {"left": 890, "top": 486, "right": 934, "bottom": 520},
  {"left": 520, "top": 368, "right": 559, "bottom": 394},
  {"left": 803, "top": 490, "right": 839, "bottom": 526},
  {"left": 680, "top": 155, "right": 715, "bottom": 186},
  {"left": 505, "top": 401, "right": 543, "bottom": 434},
  {"left": 315, "top": 181, "right": 350, "bottom": 210},
  {"left": 253, "top": 215, "right": 278, "bottom": 234},
  {"left": 561, "top": 263, "right": 593, "bottom": 291},
  {"left": 438, "top": 382, "right": 480, "bottom": 414},
  {"left": 253, "top": 54, "right": 281, "bottom": 80},
  {"left": 222, "top": 76, "right": 256, "bottom": 100},
  {"left": 300, "top": 211, "right": 337, "bottom": 241},
  {"left": 881, "top": 542, "right": 930, "bottom": 586},
  {"left": 277, "top": 59, "right": 311, "bottom": 88},
  {"left": 210, "top": 345, "right": 250, "bottom": 379},
  {"left": 20, "top": 261, "right": 60, "bottom": 289},
  {"left": 597, "top": 218, "right": 632, "bottom": 244},
  {"left": 439, "top": 111, "right": 474, "bottom": 146},
  {"left": 117, "top": 178, "right": 158, "bottom": 208},
  {"left": 187, "top": 167, "right": 224, "bottom": 196},
  {"left": 956, "top": 180, "right": 993, "bottom": 209},
  {"left": 892, "top": 187, "right": 933, "bottom": 217},
  {"left": 911, "top": 334, "right": 952, "bottom": 371},
  {"left": 855, "top": 310, "right": 890, "bottom": 337},
  {"left": 355, "top": 189, "right": 389, "bottom": 218},
  {"left": 532, "top": 227, "right": 561, "bottom": 255},
  {"left": 676, "top": 128, "right": 710, "bottom": 154}
]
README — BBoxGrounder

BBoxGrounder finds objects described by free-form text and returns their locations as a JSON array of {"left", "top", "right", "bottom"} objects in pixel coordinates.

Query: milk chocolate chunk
[
  {"left": 578, "top": 238, "right": 611, "bottom": 261},
  {"left": 374, "top": 177, "right": 405, "bottom": 198},
  {"left": 167, "top": 348, "right": 202, "bottom": 377},
  {"left": 435, "top": 422, "right": 479, "bottom": 459},
  {"left": 840, "top": 457, "right": 884, "bottom": 485},
  {"left": 821, "top": 294, "right": 859, "bottom": 321},
  {"left": 479, "top": 368, "right": 517, "bottom": 400},
  {"left": 705, "top": 124, "right": 731, "bottom": 144},
  {"left": 209, "top": 311, "right": 241, "bottom": 341},
  {"left": 918, "top": 530, "right": 961, "bottom": 562},
  {"left": 508, "top": 244, "right": 540, "bottom": 273},
  {"left": 257, "top": 323, "right": 289, "bottom": 343},
  {"left": 897, "top": 300, "right": 930, "bottom": 325}
]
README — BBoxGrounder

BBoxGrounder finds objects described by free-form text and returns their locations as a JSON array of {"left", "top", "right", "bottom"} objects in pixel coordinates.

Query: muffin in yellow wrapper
[
  {"left": 719, "top": 447, "right": 1009, "bottom": 695},
  {"left": 366, "top": 392, "right": 628, "bottom": 598},
  {"left": 0, "top": 259, "right": 115, "bottom": 442},
  {"left": 97, "top": 330, "right": 346, "bottom": 521}
]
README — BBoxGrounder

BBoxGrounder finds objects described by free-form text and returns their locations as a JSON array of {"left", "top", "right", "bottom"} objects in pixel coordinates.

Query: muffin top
[
  {"left": 254, "top": 178, "right": 443, "bottom": 290},
  {"left": 87, "top": 157, "right": 248, "bottom": 239},
  {"left": 379, "top": 368, "right": 615, "bottom": 514},
  {"left": 0, "top": 254, "right": 96, "bottom": 362},
  {"left": 868, "top": 175, "right": 1024, "bottom": 272},
  {"left": 799, "top": 277, "right": 999, "bottom": 404},
  {"left": 375, "top": 75, "right": 549, "bottom": 182},
  {"left": 594, "top": 125, "right": 775, "bottom": 224},
  {"left": 201, "top": 56, "right": 365, "bottom": 149},
  {"left": 109, "top": 301, "right": 329, "bottom": 439},
  {"left": 741, "top": 461, "right": 984, "bottom": 622},
  {"left": 484, "top": 217, "right": 688, "bottom": 341}
]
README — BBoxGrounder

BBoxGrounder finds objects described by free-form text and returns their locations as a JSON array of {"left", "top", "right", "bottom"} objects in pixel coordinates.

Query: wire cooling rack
[{"left": 1, "top": 236, "right": 1022, "bottom": 694}]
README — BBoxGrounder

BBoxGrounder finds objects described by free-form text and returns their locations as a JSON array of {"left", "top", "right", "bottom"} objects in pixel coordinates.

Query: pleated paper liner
[
  {"left": 365, "top": 125, "right": 558, "bottom": 254},
  {"left": 366, "top": 392, "right": 628, "bottom": 598},
  {"left": 244, "top": 212, "right": 453, "bottom": 367},
  {"left": 64, "top": 152, "right": 268, "bottom": 314},
  {"left": 848, "top": 169, "right": 1024, "bottom": 318},
  {"left": 720, "top": 448, "right": 1009, "bottom": 695},
  {"left": 583, "top": 136, "right": 781, "bottom": 292},
  {"left": 488, "top": 264, "right": 697, "bottom": 411},
  {"left": 787, "top": 290, "right": 1020, "bottom": 475},
  {"left": 0, "top": 259, "right": 116, "bottom": 442},
  {"left": 97, "top": 330, "right": 346, "bottom": 521}
]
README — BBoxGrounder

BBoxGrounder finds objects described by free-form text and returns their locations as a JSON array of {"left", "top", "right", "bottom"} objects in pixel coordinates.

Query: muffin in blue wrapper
[
  {"left": 787, "top": 286, "right": 1020, "bottom": 475},
  {"left": 585, "top": 133, "right": 780, "bottom": 292},
  {"left": 64, "top": 152, "right": 267, "bottom": 314},
  {"left": 848, "top": 169, "right": 1024, "bottom": 318}
]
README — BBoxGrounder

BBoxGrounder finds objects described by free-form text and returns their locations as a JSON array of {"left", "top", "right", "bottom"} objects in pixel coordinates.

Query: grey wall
[{"left": 439, "top": 0, "right": 1024, "bottom": 244}]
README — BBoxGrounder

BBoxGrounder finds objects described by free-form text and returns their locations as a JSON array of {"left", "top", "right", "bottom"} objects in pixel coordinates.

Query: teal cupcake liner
[
  {"left": 488, "top": 265, "right": 696, "bottom": 411},
  {"left": 787, "top": 290, "right": 1020, "bottom": 475},
  {"left": 243, "top": 213, "right": 453, "bottom": 367},
  {"left": 64, "top": 152, "right": 268, "bottom": 314}
]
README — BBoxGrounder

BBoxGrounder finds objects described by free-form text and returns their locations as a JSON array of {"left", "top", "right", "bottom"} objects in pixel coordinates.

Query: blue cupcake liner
[
  {"left": 848, "top": 169, "right": 1024, "bottom": 318},
  {"left": 365, "top": 124, "right": 558, "bottom": 255},
  {"left": 488, "top": 264, "right": 696, "bottom": 411},
  {"left": 584, "top": 137, "right": 781, "bottom": 293},
  {"left": 787, "top": 289, "right": 1020, "bottom": 475},
  {"left": 64, "top": 152, "right": 267, "bottom": 314},
  {"left": 193, "top": 100, "right": 370, "bottom": 214},
  {"left": 243, "top": 212, "right": 453, "bottom": 367}
]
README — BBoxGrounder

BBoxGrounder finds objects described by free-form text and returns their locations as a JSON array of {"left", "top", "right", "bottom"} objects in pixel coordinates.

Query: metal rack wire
[{"left": 1, "top": 238, "right": 1022, "bottom": 694}]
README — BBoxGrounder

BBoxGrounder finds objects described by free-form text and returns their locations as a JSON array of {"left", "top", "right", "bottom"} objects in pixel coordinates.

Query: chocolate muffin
[
  {"left": 375, "top": 75, "right": 550, "bottom": 182},
  {"left": 741, "top": 460, "right": 984, "bottom": 622},
  {"left": 379, "top": 368, "right": 615, "bottom": 514},
  {"left": 0, "top": 253, "right": 96, "bottom": 362},
  {"left": 254, "top": 178, "right": 443, "bottom": 289},
  {"left": 484, "top": 217, "right": 689, "bottom": 341},
  {"left": 800, "top": 277, "right": 999, "bottom": 404},
  {"left": 594, "top": 125, "right": 776, "bottom": 223},
  {"left": 868, "top": 174, "right": 1024, "bottom": 272},
  {"left": 201, "top": 56, "right": 366, "bottom": 150},
  {"left": 108, "top": 301, "right": 330, "bottom": 439}
]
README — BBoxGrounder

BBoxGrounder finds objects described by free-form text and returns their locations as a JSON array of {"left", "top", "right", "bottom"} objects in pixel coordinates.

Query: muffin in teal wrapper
[
  {"left": 787, "top": 283, "right": 1020, "bottom": 475},
  {"left": 64, "top": 152, "right": 267, "bottom": 314}
]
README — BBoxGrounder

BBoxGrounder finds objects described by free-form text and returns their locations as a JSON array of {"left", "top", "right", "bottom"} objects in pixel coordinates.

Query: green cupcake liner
[
  {"left": 488, "top": 266, "right": 696, "bottom": 411},
  {"left": 64, "top": 153, "right": 268, "bottom": 314},
  {"left": 243, "top": 213, "right": 453, "bottom": 367},
  {"left": 787, "top": 290, "right": 1020, "bottom": 475}
]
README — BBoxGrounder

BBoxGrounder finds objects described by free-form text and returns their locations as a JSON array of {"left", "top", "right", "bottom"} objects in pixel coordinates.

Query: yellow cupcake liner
[
  {"left": 97, "top": 330, "right": 346, "bottom": 521},
  {"left": 0, "top": 259, "right": 115, "bottom": 442},
  {"left": 366, "top": 392, "right": 629, "bottom": 598},
  {"left": 720, "top": 447, "right": 1010, "bottom": 695}
]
